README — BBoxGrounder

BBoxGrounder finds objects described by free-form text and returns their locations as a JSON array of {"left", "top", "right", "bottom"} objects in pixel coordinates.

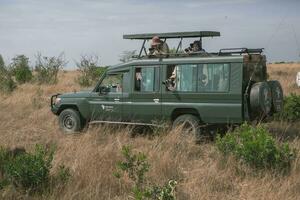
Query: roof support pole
[
  {"left": 138, "top": 39, "right": 146, "bottom": 58},
  {"left": 176, "top": 37, "right": 183, "bottom": 53}
]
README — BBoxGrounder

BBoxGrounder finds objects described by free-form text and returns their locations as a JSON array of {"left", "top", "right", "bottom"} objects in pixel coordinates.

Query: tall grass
[{"left": 0, "top": 64, "right": 299, "bottom": 199}]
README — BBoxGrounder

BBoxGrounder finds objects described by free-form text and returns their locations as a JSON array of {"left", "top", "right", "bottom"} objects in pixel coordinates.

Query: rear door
[{"left": 129, "top": 65, "right": 161, "bottom": 123}]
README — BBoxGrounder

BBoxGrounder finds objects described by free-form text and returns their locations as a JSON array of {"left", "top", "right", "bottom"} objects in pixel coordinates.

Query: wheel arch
[
  {"left": 171, "top": 108, "right": 201, "bottom": 122},
  {"left": 57, "top": 104, "right": 80, "bottom": 115}
]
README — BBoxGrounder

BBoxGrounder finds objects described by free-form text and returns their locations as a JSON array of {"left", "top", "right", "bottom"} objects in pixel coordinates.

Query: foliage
[
  {"left": 0, "top": 55, "right": 16, "bottom": 93},
  {"left": 76, "top": 55, "right": 106, "bottom": 87},
  {"left": 0, "top": 144, "right": 71, "bottom": 194},
  {"left": 216, "top": 123, "right": 295, "bottom": 172},
  {"left": 114, "top": 146, "right": 177, "bottom": 200},
  {"left": 119, "top": 50, "right": 136, "bottom": 63},
  {"left": 10, "top": 55, "right": 32, "bottom": 84},
  {"left": 4, "top": 145, "right": 55, "bottom": 192},
  {"left": 56, "top": 165, "right": 71, "bottom": 184},
  {"left": 35, "top": 52, "right": 67, "bottom": 84},
  {"left": 275, "top": 94, "right": 300, "bottom": 122}
]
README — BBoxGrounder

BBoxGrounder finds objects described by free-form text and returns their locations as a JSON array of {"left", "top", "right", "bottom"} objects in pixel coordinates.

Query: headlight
[{"left": 55, "top": 97, "right": 61, "bottom": 105}]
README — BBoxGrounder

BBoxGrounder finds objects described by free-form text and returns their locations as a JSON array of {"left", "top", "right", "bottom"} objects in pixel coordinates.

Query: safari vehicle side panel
[
  {"left": 160, "top": 57, "right": 244, "bottom": 124},
  {"left": 54, "top": 92, "right": 91, "bottom": 119}
]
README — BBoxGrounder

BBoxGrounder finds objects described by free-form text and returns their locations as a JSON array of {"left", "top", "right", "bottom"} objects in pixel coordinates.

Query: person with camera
[
  {"left": 148, "top": 36, "right": 170, "bottom": 56},
  {"left": 185, "top": 40, "right": 205, "bottom": 53}
]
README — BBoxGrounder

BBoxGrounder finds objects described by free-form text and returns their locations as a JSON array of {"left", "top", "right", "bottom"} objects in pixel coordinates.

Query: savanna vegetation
[{"left": 0, "top": 54, "right": 299, "bottom": 199}]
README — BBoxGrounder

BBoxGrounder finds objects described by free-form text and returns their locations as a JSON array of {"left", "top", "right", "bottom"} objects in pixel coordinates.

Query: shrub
[
  {"left": 56, "top": 165, "right": 71, "bottom": 184},
  {"left": 114, "top": 146, "right": 177, "bottom": 200},
  {"left": 0, "top": 55, "right": 16, "bottom": 93},
  {"left": 35, "top": 52, "right": 67, "bottom": 84},
  {"left": 76, "top": 55, "right": 106, "bottom": 87},
  {"left": 4, "top": 145, "right": 55, "bottom": 192},
  {"left": 275, "top": 94, "right": 300, "bottom": 122},
  {"left": 10, "top": 55, "right": 32, "bottom": 84},
  {"left": 216, "top": 123, "right": 295, "bottom": 172}
]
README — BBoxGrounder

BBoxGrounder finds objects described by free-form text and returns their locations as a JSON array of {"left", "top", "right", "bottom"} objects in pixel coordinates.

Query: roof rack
[
  {"left": 218, "top": 48, "right": 264, "bottom": 55},
  {"left": 123, "top": 31, "right": 220, "bottom": 40},
  {"left": 123, "top": 31, "right": 220, "bottom": 58}
]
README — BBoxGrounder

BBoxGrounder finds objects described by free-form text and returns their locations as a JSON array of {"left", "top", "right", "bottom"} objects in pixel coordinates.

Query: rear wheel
[
  {"left": 172, "top": 114, "right": 201, "bottom": 140},
  {"left": 59, "top": 109, "right": 83, "bottom": 134}
]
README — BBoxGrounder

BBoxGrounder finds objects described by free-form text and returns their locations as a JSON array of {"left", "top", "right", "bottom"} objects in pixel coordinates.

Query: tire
[
  {"left": 172, "top": 114, "right": 201, "bottom": 140},
  {"left": 267, "top": 80, "right": 284, "bottom": 113},
  {"left": 249, "top": 82, "right": 272, "bottom": 117},
  {"left": 59, "top": 109, "right": 83, "bottom": 134}
]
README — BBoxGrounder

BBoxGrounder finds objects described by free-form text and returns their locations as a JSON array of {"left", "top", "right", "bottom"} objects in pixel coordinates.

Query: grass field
[{"left": 0, "top": 63, "right": 299, "bottom": 199}]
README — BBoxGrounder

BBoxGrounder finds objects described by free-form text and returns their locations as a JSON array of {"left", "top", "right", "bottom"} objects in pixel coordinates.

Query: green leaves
[
  {"left": 276, "top": 94, "right": 300, "bottom": 122},
  {"left": 216, "top": 123, "right": 296, "bottom": 172},
  {"left": 114, "top": 146, "right": 177, "bottom": 200},
  {"left": 11, "top": 55, "right": 33, "bottom": 84},
  {"left": 4, "top": 145, "right": 55, "bottom": 192},
  {"left": 75, "top": 55, "right": 106, "bottom": 87}
]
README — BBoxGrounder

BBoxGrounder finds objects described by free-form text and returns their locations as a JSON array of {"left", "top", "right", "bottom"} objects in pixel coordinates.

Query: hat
[{"left": 151, "top": 36, "right": 161, "bottom": 46}]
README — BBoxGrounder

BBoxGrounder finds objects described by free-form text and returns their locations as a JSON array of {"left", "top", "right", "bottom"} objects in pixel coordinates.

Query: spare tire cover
[
  {"left": 267, "top": 80, "right": 284, "bottom": 113},
  {"left": 250, "top": 82, "right": 272, "bottom": 115}
]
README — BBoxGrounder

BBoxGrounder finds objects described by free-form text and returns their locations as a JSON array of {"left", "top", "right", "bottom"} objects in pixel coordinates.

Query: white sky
[{"left": 0, "top": 0, "right": 300, "bottom": 68}]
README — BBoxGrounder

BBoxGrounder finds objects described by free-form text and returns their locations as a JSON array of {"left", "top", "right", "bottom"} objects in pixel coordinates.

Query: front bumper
[{"left": 50, "top": 94, "right": 61, "bottom": 115}]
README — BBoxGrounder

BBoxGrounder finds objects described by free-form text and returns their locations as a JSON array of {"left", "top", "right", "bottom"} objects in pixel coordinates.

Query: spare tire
[
  {"left": 267, "top": 80, "right": 284, "bottom": 113},
  {"left": 250, "top": 82, "right": 272, "bottom": 116}
]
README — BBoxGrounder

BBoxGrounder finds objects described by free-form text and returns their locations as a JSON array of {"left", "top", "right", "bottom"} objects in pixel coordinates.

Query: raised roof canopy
[{"left": 123, "top": 31, "right": 221, "bottom": 40}]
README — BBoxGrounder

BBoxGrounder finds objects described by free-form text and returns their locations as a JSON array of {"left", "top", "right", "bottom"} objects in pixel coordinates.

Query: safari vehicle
[{"left": 50, "top": 31, "right": 284, "bottom": 135}]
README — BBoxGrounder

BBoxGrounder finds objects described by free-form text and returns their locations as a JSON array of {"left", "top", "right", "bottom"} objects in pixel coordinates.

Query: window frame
[
  {"left": 164, "top": 63, "right": 231, "bottom": 94},
  {"left": 132, "top": 65, "right": 160, "bottom": 94}
]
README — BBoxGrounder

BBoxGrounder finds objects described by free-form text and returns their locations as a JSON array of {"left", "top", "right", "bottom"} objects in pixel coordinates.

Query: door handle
[
  {"left": 114, "top": 98, "right": 120, "bottom": 101},
  {"left": 153, "top": 98, "right": 159, "bottom": 103}
]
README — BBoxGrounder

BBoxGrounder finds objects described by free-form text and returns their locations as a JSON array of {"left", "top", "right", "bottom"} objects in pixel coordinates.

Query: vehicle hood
[{"left": 59, "top": 90, "right": 91, "bottom": 98}]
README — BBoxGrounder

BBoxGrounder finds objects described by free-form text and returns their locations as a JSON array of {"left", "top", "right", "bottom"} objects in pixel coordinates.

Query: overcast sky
[{"left": 0, "top": 0, "right": 300, "bottom": 68}]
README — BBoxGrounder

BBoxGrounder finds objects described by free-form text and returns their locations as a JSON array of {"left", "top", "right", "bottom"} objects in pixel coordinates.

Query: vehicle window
[
  {"left": 166, "top": 64, "right": 197, "bottom": 92},
  {"left": 134, "top": 66, "right": 159, "bottom": 92},
  {"left": 165, "top": 63, "right": 230, "bottom": 92},
  {"left": 198, "top": 63, "right": 230, "bottom": 92},
  {"left": 122, "top": 72, "right": 130, "bottom": 93},
  {"left": 100, "top": 74, "right": 123, "bottom": 93}
]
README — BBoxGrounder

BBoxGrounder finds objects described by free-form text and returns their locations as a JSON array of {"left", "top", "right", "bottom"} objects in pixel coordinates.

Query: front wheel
[
  {"left": 172, "top": 114, "right": 201, "bottom": 140},
  {"left": 59, "top": 109, "right": 84, "bottom": 134}
]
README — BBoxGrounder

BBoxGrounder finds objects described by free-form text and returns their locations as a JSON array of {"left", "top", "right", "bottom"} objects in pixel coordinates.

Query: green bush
[
  {"left": 0, "top": 55, "right": 16, "bottom": 93},
  {"left": 4, "top": 145, "right": 54, "bottom": 192},
  {"left": 76, "top": 55, "right": 106, "bottom": 87},
  {"left": 35, "top": 52, "right": 67, "bottom": 84},
  {"left": 114, "top": 146, "right": 177, "bottom": 200},
  {"left": 11, "top": 55, "right": 32, "bottom": 84},
  {"left": 216, "top": 123, "right": 295, "bottom": 172},
  {"left": 275, "top": 94, "right": 300, "bottom": 122}
]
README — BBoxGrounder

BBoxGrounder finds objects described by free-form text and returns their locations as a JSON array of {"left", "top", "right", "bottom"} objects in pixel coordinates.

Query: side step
[{"left": 89, "top": 120, "right": 165, "bottom": 127}]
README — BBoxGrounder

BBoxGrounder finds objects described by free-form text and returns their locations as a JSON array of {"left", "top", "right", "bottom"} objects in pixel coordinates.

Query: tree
[
  {"left": 11, "top": 55, "right": 32, "bottom": 84},
  {"left": 119, "top": 50, "right": 136, "bottom": 63},
  {"left": 0, "top": 54, "right": 16, "bottom": 93},
  {"left": 35, "top": 52, "right": 67, "bottom": 84},
  {"left": 76, "top": 55, "right": 106, "bottom": 87}
]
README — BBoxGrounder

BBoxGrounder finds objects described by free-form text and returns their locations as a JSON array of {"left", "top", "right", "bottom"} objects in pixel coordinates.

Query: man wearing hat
[{"left": 149, "top": 36, "right": 170, "bottom": 56}]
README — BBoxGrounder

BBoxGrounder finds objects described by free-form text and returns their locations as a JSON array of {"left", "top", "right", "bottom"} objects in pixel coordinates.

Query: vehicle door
[
  {"left": 129, "top": 65, "right": 161, "bottom": 124},
  {"left": 89, "top": 72, "right": 127, "bottom": 121}
]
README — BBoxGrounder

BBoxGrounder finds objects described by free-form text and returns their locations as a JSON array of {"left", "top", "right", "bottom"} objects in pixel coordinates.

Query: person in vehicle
[
  {"left": 135, "top": 71, "right": 142, "bottom": 91},
  {"left": 185, "top": 40, "right": 205, "bottom": 53},
  {"left": 165, "top": 66, "right": 177, "bottom": 91},
  {"left": 148, "top": 36, "right": 170, "bottom": 56}
]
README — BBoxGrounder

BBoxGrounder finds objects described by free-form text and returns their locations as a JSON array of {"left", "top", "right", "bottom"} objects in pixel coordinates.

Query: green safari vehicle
[{"left": 50, "top": 31, "right": 284, "bottom": 136}]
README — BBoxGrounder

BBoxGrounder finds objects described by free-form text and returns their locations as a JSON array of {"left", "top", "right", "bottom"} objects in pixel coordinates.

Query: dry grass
[
  {"left": 0, "top": 64, "right": 299, "bottom": 199},
  {"left": 268, "top": 63, "right": 300, "bottom": 95}
]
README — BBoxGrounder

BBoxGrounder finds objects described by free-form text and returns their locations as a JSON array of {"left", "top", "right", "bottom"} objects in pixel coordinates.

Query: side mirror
[{"left": 99, "top": 86, "right": 110, "bottom": 95}]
